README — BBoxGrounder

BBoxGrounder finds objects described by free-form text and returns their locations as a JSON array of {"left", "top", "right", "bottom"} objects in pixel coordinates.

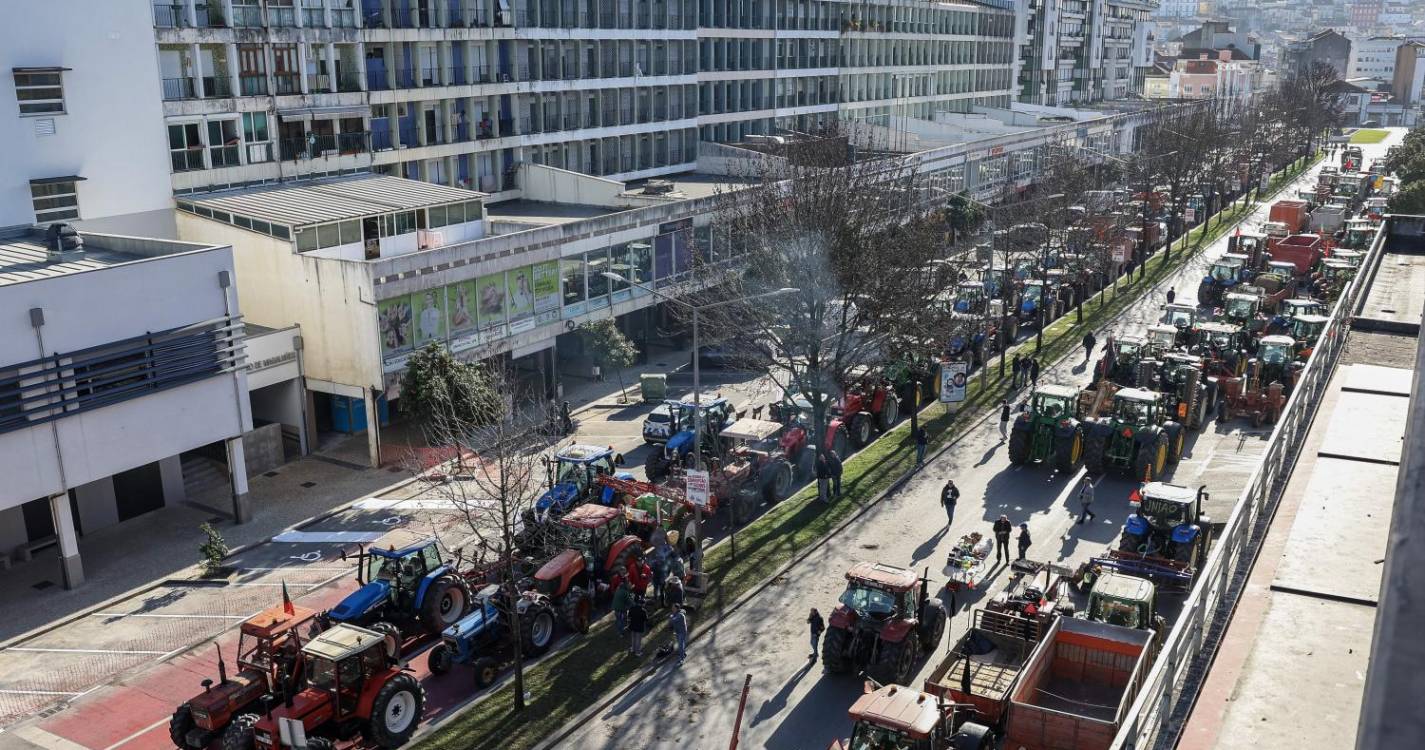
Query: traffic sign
[{"left": 685, "top": 470, "right": 710, "bottom": 508}]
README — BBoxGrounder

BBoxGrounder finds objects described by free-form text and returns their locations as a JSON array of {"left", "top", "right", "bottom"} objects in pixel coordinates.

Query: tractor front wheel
[
  {"left": 1007, "top": 427, "right": 1031, "bottom": 465},
  {"left": 168, "top": 704, "right": 197, "bottom": 750},
  {"left": 850, "top": 414, "right": 872, "bottom": 448},
  {"left": 1054, "top": 428, "right": 1084, "bottom": 473},
  {"left": 821, "top": 627, "right": 851, "bottom": 673},
  {"left": 370, "top": 621, "right": 402, "bottom": 660},
  {"left": 875, "top": 632, "right": 921, "bottom": 685},
  {"left": 522, "top": 601, "right": 557, "bottom": 656},
  {"left": 427, "top": 643, "right": 454, "bottom": 675},
  {"left": 769, "top": 460, "right": 794, "bottom": 500},
  {"left": 1165, "top": 424, "right": 1185, "bottom": 464},
  {"left": 421, "top": 575, "right": 473, "bottom": 633},
  {"left": 877, "top": 395, "right": 900, "bottom": 432},
  {"left": 645, "top": 451, "right": 669, "bottom": 483},
  {"left": 473, "top": 656, "right": 499, "bottom": 689},
  {"left": 365, "top": 672, "right": 426, "bottom": 748},
  {"left": 560, "top": 588, "right": 592, "bottom": 634},
  {"left": 1082, "top": 431, "right": 1108, "bottom": 475},
  {"left": 217, "top": 714, "right": 257, "bottom": 750}
]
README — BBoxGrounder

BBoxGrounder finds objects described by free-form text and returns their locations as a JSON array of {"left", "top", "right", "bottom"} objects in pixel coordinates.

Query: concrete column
[
  {"left": 226, "top": 436, "right": 251, "bottom": 524},
  {"left": 297, "top": 43, "right": 310, "bottom": 93},
  {"left": 191, "top": 43, "right": 205, "bottom": 97},
  {"left": 49, "top": 493, "right": 83, "bottom": 589},
  {"left": 365, "top": 389, "right": 382, "bottom": 468}
]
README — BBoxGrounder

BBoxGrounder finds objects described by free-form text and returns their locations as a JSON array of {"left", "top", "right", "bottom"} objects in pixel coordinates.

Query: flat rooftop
[
  {"left": 179, "top": 174, "right": 487, "bottom": 230},
  {"left": 0, "top": 229, "right": 216, "bottom": 287}
]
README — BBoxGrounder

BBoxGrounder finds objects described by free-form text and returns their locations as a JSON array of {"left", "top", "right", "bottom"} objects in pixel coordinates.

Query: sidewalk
[{"left": 0, "top": 346, "right": 701, "bottom": 646}]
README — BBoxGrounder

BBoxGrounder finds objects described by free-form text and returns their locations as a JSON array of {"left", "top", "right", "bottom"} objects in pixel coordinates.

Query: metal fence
[{"left": 1110, "top": 206, "right": 1393, "bottom": 749}]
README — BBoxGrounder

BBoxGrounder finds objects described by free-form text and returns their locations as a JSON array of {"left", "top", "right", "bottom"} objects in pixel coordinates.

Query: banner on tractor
[
  {"left": 685, "top": 469, "right": 711, "bottom": 508},
  {"left": 939, "top": 362, "right": 968, "bottom": 403}
]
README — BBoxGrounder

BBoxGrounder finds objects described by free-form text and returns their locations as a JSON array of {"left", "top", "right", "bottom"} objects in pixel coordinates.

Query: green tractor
[
  {"left": 1007, "top": 385, "right": 1085, "bottom": 472},
  {"left": 1080, "top": 571, "right": 1164, "bottom": 634},
  {"left": 1082, "top": 388, "right": 1184, "bottom": 481}
]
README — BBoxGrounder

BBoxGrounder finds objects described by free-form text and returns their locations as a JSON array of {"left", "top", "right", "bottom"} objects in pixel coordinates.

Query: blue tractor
[
  {"left": 518, "top": 445, "right": 627, "bottom": 547},
  {"left": 326, "top": 539, "right": 473, "bottom": 645},
  {"left": 425, "top": 584, "right": 557, "bottom": 687},
  {"left": 1197, "top": 252, "right": 1250, "bottom": 307},
  {"left": 644, "top": 397, "right": 738, "bottom": 482},
  {"left": 1119, "top": 482, "right": 1212, "bottom": 580}
]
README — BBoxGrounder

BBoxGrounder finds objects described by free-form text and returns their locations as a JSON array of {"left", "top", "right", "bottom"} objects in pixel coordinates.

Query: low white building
[{"left": 0, "top": 227, "right": 251, "bottom": 588}]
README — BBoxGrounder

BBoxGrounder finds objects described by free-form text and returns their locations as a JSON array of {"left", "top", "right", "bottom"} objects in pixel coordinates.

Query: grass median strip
[
  {"left": 1350, "top": 129, "right": 1388, "bottom": 144},
  {"left": 416, "top": 154, "right": 1320, "bottom": 750}
]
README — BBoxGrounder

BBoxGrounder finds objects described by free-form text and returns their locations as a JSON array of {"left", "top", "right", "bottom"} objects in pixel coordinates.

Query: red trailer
[
  {"left": 1268, "top": 199, "right": 1311, "bottom": 233},
  {"left": 1266, "top": 233, "right": 1324, "bottom": 275},
  {"left": 1003, "top": 617, "right": 1155, "bottom": 750}
]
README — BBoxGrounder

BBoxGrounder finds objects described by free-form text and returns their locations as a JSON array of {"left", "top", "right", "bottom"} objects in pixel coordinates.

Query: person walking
[
  {"left": 1011, "top": 353, "right": 1023, "bottom": 388},
  {"left": 1077, "top": 477, "right": 1097, "bottom": 524},
  {"left": 611, "top": 580, "right": 632, "bottom": 634},
  {"left": 915, "top": 426, "right": 929, "bottom": 466},
  {"left": 1029, "top": 357, "right": 1041, "bottom": 387},
  {"left": 998, "top": 399, "right": 1011, "bottom": 441},
  {"left": 649, "top": 536, "right": 670, "bottom": 606},
  {"left": 664, "top": 570, "right": 685, "bottom": 609},
  {"left": 627, "top": 596, "right": 648, "bottom": 656},
  {"left": 941, "top": 480, "right": 959, "bottom": 527},
  {"left": 1082, "top": 331, "right": 1097, "bottom": 362},
  {"left": 827, "top": 448, "right": 844, "bottom": 498},
  {"left": 807, "top": 607, "right": 825, "bottom": 660},
  {"left": 669, "top": 605, "right": 689, "bottom": 665},
  {"left": 1166, "top": 288, "right": 1177, "bottom": 305},
  {"left": 993, "top": 515, "right": 1012, "bottom": 563},
  {"left": 815, "top": 452, "right": 831, "bottom": 503},
  {"left": 560, "top": 400, "right": 573, "bottom": 435},
  {"left": 1017, "top": 523, "right": 1032, "bottom": 561}
]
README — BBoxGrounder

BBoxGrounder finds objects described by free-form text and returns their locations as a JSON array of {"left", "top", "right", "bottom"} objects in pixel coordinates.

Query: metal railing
[
  {"left": 239, "top": 73, "right": 269, "bottom": 95},
  {"left": 272, "top": 72, "right": 300, "bottom": 94},
  {"left": 195, "top": 3, "right": 226, "bottom": 26},
  {"left": 279, "top": 131, "right": 370, "bottom": 160},
  {"left": 162, "top": 77, "right": 196, "bottom": 100},
  {"left": 153, "top": 2, "right": 185, "bottom": 27},
  {"left": 231, "top": 4, "right": 263, "bottom": 26},
  {"left": 1109, "top": 186, "right": 1391, "bottom": 750},
  {"left": 336, "top": 70, "right": 362, "bottom": 92},
  {"left": 202, "top": 75, "right": 233, "bottom": 98}
]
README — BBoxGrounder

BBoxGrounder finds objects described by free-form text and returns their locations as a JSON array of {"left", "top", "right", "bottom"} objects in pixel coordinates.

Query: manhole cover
[{"left": 300, "top": 481, "right": 317, "bottom": 488}]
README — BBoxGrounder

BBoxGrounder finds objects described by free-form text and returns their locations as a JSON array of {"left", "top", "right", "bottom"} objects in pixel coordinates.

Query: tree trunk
[{"left": 506, "top": 560, "right": 526, "bottom": 711}]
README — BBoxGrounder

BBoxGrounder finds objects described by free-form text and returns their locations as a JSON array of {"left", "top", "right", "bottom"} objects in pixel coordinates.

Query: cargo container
[
  {"left": 1266, "top": 233, "right": 1324, "bottom": 275},
  {"left": 1268, "top": 199, "right": 1310, "bottom": 233}
]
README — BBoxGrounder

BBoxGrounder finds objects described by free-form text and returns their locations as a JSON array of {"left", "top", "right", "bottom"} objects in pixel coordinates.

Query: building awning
[
  {"left": 29, "top": 175, "right": 86, "bottom": 186},
  {"left": 277, "top": 104, "right": 369, "bottom": 122},
  {"left": 12, "top": 66, "right": 72, "bottom": 73}
]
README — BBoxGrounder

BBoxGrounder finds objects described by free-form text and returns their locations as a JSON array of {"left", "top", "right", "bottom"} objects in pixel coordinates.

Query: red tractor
[
  {"left": 250, "top": 624, "right": 425, "bottom": 750},
  {"left": 838, "top": 370, "right": 903, "bottom": 445},
  {"left": 528, "top": 503, "right": 644, "bottom": 634},
  {"left": 823, "top": 563, "right": 947, "bottom": 685},
  {"left": 170, "top": 604, "right": 318, "bottom": 750}
]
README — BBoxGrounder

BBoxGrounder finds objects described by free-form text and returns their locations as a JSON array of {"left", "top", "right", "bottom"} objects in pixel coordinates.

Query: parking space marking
[
  {"left": 5, "top": 647, "right": 170, "bottom": 655},
  {"left": 88, "top": 613, "right": 248, "bottom": 620},
  {"left": 238, "top": 567, "right": 349, "bottom": 572},
  {"left": 103, "top": 717, "right": 170, "bottom": 750},
  {"left": 352, "top": 497, "right": 461, "bottom": 511},
  {"left": 270, "top": 530, "right": 386, "bottom": 544},
  {"left": 0, "top": 689, "right": 84, "bottom": 696}
]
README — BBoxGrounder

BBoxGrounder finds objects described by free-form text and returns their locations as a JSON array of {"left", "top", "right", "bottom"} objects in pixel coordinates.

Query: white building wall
[
  {"left": 0, "top": 244, "right": 248, "bottom": 511},
  {"left": 0, "top": 0, "right": 174, "bottom": 236}
]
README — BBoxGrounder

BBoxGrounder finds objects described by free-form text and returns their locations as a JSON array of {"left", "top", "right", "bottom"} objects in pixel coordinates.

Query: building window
[
  {"left": 168, "top": 122, "right": 205, "bottom": 171},
  {"left": 13, "top": 69, "right": 66, "bottom": 115},
  {"left": 30, "top": 179, "right": 79, "bottom": 222},
  {"left": 243, "top": 112, "right": 271, "bottom": 162},
  {"left": 207, "top": 119, "right": 241, "bottom": 167}
]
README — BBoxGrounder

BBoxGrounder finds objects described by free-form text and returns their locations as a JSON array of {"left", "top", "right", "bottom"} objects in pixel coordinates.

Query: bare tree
[{"left": 410, "top": 363, "right": 560, "bottom": 712}]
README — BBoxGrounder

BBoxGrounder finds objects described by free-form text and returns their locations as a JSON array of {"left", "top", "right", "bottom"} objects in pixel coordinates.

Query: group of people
[
  {"left": 609, "top": 530, "right": 701, "bottom": 666},
  {"left": 940, "top": 473, "right": 1096, "bottom": 566},
  {"left": 1009, "top": 353, "right": 1042, "bottom": 389},
  {"left": 815, "top": 448, "right": 844, "bottom": 502}
]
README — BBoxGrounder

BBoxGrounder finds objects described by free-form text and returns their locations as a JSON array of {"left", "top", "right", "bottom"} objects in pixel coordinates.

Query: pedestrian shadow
[
  {"left": 1071, "top": 361, "right": 1089, "bottom": 375},
  {"left": 910, "top": 526, "right": 950, "bottom": 564},
  {"left": 762, "top": 671, "right": 864, "bottom": 750},
  {"left": 975, "top": 441, "right": 1001, "bottom": 467},
  {"left": 750, "top": 659, "right": 815, "bottom": 727}
]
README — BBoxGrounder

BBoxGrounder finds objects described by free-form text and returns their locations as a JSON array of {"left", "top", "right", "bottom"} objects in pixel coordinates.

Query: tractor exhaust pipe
[{"left": 216, "top": 644, "right": 227, "bottom": 685}]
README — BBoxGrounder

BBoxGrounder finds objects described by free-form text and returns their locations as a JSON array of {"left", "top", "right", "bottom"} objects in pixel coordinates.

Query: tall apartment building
[
  {"left": 1018, "top": 0, "right": 1158, "bottom": 107},
  {"left": 1152, "top": 0, "right": 1197, "bottom": 19},
  {"left": 1350, "top": 36, "right": 1425, "bottom": 81},
  {"left": 150, "top": 0, "right": 1018, "bottom": 198}
]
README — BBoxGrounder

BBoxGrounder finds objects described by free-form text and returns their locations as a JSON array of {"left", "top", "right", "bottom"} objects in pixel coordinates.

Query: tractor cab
[
  {"left": 325, "top": 539, "right": 469, "bottom": 639},
  {"left": 1122, "top": 482, "right": 1208, "bottom": 568},
  {"left": 252, "top": 624, "right": 424, "bottom": 750},
  {"left": 535, "top": 503, "right": 639, "bottom": 590},
  {"left": 1160, "top": 303, "right": 1198, "bottom": 331},
  {"left": 1145, "top": 325, "right": 1180, "bottom": 358},
  {"left": 1226, "top": 231, "right": 1267, "bottom": 263},
  {"left": 952, "top": 280, "right": 986, "bottom": 314},
  {"left": 361, "top": 543, "right": 443, "bottom": 609},
  {"left": 1289, "top": 315, "right": 1329, "bottom": 360},
  {"left": 1193, "top": 321, "right": 1246, "bottom": 355},
  {"left": 1098, "top": 336, "right": 1146, "bottom": 384},
  {"left": 837, "top": 563, "right": 918, "bottom": 624},
  {"left": 1220, "top": 292, "right": 1261, "bottom": 327},
  {"left": 1085, "top": 572, "right": 1157, "bottom": 631},
  {"left": 1111, "top": 389, "right": 1161, "bottom": 425},
  {"left": 1343, "top": 219, "right": 1374, "bottom": 249},
  {"left": 1319, "top": 259, "right": 1356, "bottom": 287},
  {"left": 1018, "top": 279, "right": 1048, "bottom": 318},
  {"left": 1332, "top": 249, "right": 1364, "bottom": 268},
  {"left": 1265, "top": 260, "right": 1299, "bottom": 281},
  {"left": 1256, "top": 335, "right": 1295, "bottom": 367},
  {"left": 836, "top": 684, "right": 993, "bottom": 750},
  {"left": 1206, "top": 256, "right": 1245, "bottom": 284},
  {"left": 1280, "top": 298, "right": 1326, "bottom": 319},
  {"left": 979, "top": 263, "right": 1014, "bottom": 299},
  {"left": 655, "top": 396, "right": 738, "bottom": 471},
  {"left": 1030, "top": 386, "right": 1077, "bottom": 421},
  {"left": 234, "top": 604, "right": 317, "bottom": 682},
  {"left": 535, "top": 444, "right": 622, "bottom": 518},
  {"left": 1263, "top": 220, "right": 1289, "bottom": 239}
]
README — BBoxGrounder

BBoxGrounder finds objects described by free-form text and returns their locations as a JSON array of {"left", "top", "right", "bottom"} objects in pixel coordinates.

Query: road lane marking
[
  {"left": 0, "top": 689, "right": 84, "bottom": 696},
  {"left": 238, "top": 566, "right": 349, "bottom": 572},
  {"left": 270, "top": 530, "right": 386, "bottom": 544},
  {"left": 5, "top": 647, "right": 169, "bottom": 655},
  {"left": 103, "top": 717, "right": 170, "bottom": 750}
]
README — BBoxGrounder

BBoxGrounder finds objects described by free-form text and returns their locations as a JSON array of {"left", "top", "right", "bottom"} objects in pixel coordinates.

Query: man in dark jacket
[
  {"left": 1011, "top": 353, "right": 1023, "bottom": 387},
  {"left": 993, "top": 515, "right": 1013, "bottom": 563},
  {"left": 827, "top": 449, "right": 844, "bottom": 498},
  {"left": 815, "top": 452, "right": 831, "bottom": 503},
  {"left": 1029, "top": 358, "right": 1041, "bottom": 387},
  {"left": 1083, "top": 331, "right": 1097, "bottom": 362},
  {"left": 807, "top": 608, "right": 825, "bottom": 660},
  {"left": 1017, "top": 523, "right": 1032, "bottom": 560},
  {"left": 941, "top": 480, "right": 959, "bottom": 527}
]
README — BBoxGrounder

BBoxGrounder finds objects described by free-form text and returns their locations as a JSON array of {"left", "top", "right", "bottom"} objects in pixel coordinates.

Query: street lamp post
[{"left": 602, "top": 271, "right": 796, "bottom": 545}]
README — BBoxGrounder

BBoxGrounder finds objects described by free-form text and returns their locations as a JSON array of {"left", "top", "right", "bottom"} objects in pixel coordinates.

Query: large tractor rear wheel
[
  {"left": 874, "top": 632, "right": 921, "bottom": 685},
  {"left": 918, "top": 599, "right": 946, "bottom": 649},
  {"left": 472, "top": 656, "right": 499, "bottom": 689},
  {"left": 645, "top": 451, "right": 669, "bottom": 483},
  {"left": 1164, "top": 423, "right": 1185, "bottom": 464},
  {"left": 522, "top": 601, "right": 557, "bottom": 656},
  {"left": 1082, "top": 431, "right": 1108, "bottom": 475},
  {"left": 949, "top": 722, "right": 996, "bottom": 750},
  {"left": 421, "top": 575, "right": 473, "bottom": 633},
  {"left": 877, "top": 394, "right": 900, "bottom": 432},
  {"left": 365, "top": 673, "right": 426, "bottom": 748},
  {"left": 794, "top": 449, "right": 815, "bottom": 482},
  {"left": 1007, "top": 426, "right": 1032, "bottom": 465},
  {"left": 217, "top": 714, "right": 258, "bottom": 750},
  {"left": 768, "top": 459, "right": 794, "bottom": 499},
  {"left": 169, "top": 705, "right": 197, "bottom": 750},
  {"left": 427, "top": 643, "right": 454, "bottom": 675},
  {"left": 1054, "top": 427, "right": 1084, "bottom": 473},
  {"left": 821, "top": 627, "right": 851, "bottom": 673},
  {"left": 850, "top": 414, "right": 873, "bottom": 448}
]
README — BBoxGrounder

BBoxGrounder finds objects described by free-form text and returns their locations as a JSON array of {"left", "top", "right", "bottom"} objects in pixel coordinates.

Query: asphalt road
[{"left": 554, "top": 150, "right": 1366, "bottom": 750}]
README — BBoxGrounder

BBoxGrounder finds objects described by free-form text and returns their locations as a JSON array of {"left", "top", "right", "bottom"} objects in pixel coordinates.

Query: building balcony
[
  {"left": 280, "top": 131, "right": 370, "bottom": 160},
  {"left": 231, "top": 4, "right": 263, "bottom": 27},
  {"left": 162, "top": 77, "right": 196, "bottom": 100},
  {"left": 203, "top": 75, "right": 233, "bottom": 98},
  {"left": 239, "top": 73, "right": 269, "bottom": 95},
  {"left": 273, "top": 72, "right": 301, "bottom": 95}
]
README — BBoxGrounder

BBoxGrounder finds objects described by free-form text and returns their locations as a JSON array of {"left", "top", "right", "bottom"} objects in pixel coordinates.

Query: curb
[{"left": 516, "top": 159, "right": 1324, "bottom": 750}]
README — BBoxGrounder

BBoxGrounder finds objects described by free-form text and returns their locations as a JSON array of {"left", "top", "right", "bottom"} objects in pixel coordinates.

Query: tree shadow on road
[{"left": 761, "top": 672, "right": 862, "bottom": 750}]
